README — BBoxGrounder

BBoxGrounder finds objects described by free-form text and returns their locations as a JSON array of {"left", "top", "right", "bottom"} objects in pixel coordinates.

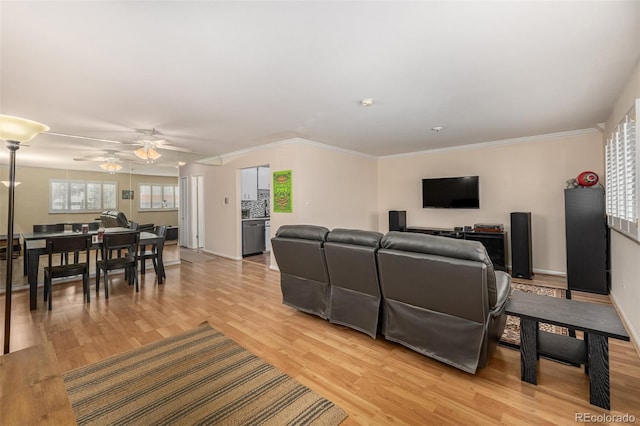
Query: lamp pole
[{"left": 3, "top": 140, "right": 19, "bottom": 354}]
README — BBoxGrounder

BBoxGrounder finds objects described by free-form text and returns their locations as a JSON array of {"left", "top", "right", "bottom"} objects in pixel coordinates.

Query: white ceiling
[{"left": 1, "top": 1, "right": 639, "bottom": 176}]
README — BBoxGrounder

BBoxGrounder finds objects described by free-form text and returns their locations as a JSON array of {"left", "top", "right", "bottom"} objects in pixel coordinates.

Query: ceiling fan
[
  {"left": 47, "top": 128, "right": 193, "bottom": 163},
  {"left": 73, "top": 150, "right": 144, "bottom": 173}
]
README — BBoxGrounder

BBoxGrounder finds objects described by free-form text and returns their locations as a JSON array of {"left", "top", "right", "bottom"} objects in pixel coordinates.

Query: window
[
  {"left": 50, "top": 180, "right": 117, "bottom": 213},
  {"left": 605, "top": 99, "right": 639, "bottom": 241},
  {"left": 139, "top": 184, "right": 179, "bottom": 210}
]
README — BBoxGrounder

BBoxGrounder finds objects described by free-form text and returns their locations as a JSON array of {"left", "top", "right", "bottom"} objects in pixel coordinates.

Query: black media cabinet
[{"left": 405, "top": 227, "right": 507, "bottom": 271}]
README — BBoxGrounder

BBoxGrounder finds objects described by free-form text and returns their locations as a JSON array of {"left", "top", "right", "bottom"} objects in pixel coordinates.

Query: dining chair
[
  {"left": 96, "top": 231, "right": 140, "bottom": 299},
  {"left": 0, "top": 236, "right": 20, "bottom": 260},
  {"left": 44, "top": 234, "right": 92, "bottom": 310},
  {"left": 137, "top": 225, "right": 166, "bottom": 281},
  {"left": 34, "top": 224, "right": 67, "bottom": 265},
  {"left": 33, "top": 224, "right": 64, "bottom": 233}
]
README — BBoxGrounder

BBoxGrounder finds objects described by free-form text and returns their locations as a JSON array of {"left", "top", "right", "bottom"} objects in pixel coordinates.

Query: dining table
[{"left": 22, "top": 227, "right": 166, "bottom": 310}]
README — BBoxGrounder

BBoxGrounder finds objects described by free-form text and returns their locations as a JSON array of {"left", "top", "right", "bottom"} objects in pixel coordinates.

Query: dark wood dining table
[{"left": 22, "top": 228, "right": 166, "bottom": 310}]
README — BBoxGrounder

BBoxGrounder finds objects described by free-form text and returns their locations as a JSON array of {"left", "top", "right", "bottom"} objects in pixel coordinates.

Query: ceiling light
[
  {"left": 1, "top": 181, "right": 21, "bottom": 187},
  {"left": 360, "top": 98, "right": 373, "bottom": 107},
  {"left": 431, "top": 126, "right": 444, "bottom": 133},
  {"left": 134, "top": 142, "right": 162, "bottom": 163},
  {"left": 178, "top": 161, "right": 186, "bottom": 166},
  {"left": 99, "top": 161, "right": 122, "bottom": 174}
]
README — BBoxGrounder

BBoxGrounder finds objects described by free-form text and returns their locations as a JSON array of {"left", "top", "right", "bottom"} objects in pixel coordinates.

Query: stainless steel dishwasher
[{"left": 242, "top": 219, "right": 266, "bottom": 256}]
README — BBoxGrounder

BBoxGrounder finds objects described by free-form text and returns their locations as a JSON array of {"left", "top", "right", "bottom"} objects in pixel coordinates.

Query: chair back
[
  {"left": 46, "top": 234, "right": 92, "bottom": 269},
  {"left": 71, "top": 222, "right": 100, "bottom": 232},
  {"left": 34, "top": 224, "right": 64, "bottom": 233},
  {"left": 46, "top": 234, "right": 92, "bottom": 255},
  {"left": 103, "top": 232, "right": 140, "bottom": 256},
  {"left": 154, "top": 225, "right": 168, "bottom": 237}
]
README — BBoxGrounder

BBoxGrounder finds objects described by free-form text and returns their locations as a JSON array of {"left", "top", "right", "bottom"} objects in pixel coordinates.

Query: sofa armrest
[{"left": 489, "top": 271, "right": 511, "bottom": 314}]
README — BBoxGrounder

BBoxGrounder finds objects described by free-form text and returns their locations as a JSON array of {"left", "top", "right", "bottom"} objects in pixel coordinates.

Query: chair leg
[
  {"left": 134, "top": 265, "right": 139, "bottom": 292},
  {"left": 44, "top": 273, "right": 48, "bottom": 302},
  {"left": 84, "top": 273, "right": 90, "bottom": 303},
  {"left": 47, "top": 276, "right": 52, "bottom": 311},
  {"left": 141, "top": 258, "right": 146, "bottom": 275},
  {"left": 104, "top": 270, "right": 109, "bottom": 299}
]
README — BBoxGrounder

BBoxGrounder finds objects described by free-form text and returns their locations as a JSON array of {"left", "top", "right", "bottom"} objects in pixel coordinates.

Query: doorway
[{"left": 179, "top": 175, "right": 204, "bottom": 250}]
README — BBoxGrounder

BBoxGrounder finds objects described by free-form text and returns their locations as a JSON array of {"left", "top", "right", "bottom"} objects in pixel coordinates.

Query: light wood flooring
[{"left": 1, "top": 255, "right": 639, "bottom": 425}]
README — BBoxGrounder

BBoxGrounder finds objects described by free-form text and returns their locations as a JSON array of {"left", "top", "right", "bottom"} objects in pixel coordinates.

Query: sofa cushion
[
  {"left": 275, "top": 224, "right": 329, "bottom": 241},
  {"left": 381, "top": 231, "right": 497, "bottom": 307},
  {"left": 326, "top": 228, "right": 383, "bottom": 248}
]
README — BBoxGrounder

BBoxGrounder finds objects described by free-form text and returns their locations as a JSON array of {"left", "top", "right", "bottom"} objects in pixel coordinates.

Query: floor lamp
[{"left": 1, "top": 115, "right": 49, "bottom": 354}]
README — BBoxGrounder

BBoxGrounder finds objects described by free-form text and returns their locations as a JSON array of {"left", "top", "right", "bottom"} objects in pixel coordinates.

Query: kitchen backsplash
[{"left": 241, "top": 190, "right": 270, "bottom": 218}]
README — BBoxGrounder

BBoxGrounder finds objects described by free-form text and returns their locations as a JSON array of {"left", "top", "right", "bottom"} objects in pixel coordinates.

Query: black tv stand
[{"left": 405, "top": 227, "right": 507, "bottom": 271}]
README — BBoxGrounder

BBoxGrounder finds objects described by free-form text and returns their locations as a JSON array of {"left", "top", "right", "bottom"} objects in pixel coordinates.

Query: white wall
[
  {"left": 605, "top": 59, "right": 640, "bottom": 348},
  {"left": 182, "top": 139, "right": 378, "bottom": 266},
  {"left": 378, "top": 131, "right": 604, "bottom": 274}
]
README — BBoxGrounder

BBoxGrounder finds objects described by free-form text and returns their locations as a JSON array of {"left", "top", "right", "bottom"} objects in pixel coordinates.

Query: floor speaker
[
  {"left": 511, "top": 212, "right": 533, "bottom": 279},
  {"left": 389, "top": 210, "right": 407, "bottom": 232}
]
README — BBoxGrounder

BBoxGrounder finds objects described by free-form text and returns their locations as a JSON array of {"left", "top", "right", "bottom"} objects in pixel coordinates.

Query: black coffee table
[{"left": 505, "top": 291, "right": 629, "bottom": 410}]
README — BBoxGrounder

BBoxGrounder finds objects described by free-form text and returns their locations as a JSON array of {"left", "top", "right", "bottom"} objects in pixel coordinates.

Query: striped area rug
[{"left": 63, "top": 322, "right": 347, "bottom": 425}]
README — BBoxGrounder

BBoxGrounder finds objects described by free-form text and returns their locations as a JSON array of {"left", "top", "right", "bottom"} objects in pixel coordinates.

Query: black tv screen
[{"left": 422, "top": 176, "right": 479, "bottom": 209}]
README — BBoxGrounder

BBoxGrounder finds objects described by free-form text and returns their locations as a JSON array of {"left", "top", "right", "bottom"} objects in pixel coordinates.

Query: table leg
[
  {"left": 28, "top": 250, "right": 41, "bottom": 310},
  {"left": 520, "top": 318, "right": 538, "bottom": 385},
  {"left": 23, "top": 240, "right": 28, "bottom": 276},
  {"left": 157, "top": 242, "right": 165, "bottom": 284},
  {"left": 587, "top": 333, "right": 610, "bottom": 410}
]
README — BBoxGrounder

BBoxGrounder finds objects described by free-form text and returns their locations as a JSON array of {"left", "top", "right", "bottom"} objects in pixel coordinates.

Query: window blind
[{"left": 606, "top": 99, "right": 639, "bottom": 240}]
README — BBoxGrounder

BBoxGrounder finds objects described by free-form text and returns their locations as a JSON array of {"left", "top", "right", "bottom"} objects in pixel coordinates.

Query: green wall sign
[{"left": 273, "top": 170, "right": 292, "bottom": 213}]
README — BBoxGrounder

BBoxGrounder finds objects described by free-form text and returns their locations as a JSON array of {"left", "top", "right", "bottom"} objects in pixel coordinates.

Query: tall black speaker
[
  {"left": 510, "top": 212, "right": 533, "bottom": 279},
  {"left": 389, "top": 210, "right": 407, "bottom": 232}
]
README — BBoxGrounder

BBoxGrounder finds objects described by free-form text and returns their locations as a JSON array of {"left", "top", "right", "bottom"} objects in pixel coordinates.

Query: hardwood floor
[{"left": 1, "top": 257, "right": 639, "bottom": 425}]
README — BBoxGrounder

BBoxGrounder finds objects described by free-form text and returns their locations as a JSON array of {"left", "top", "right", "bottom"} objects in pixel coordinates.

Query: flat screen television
[{"left": 422, "top": 176, "right": 479, "bottom": 209}]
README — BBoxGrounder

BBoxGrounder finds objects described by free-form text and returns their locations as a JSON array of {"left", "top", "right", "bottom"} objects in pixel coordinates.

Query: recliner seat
[
  {"left": 324, "top": 228, "right": 384, "bottom": 338},
  {"left": 271, "top": 225, "right": 331, "bottom": 319},
  {"left": 377, "top": 231, "right": 511, "bottom": 374}
]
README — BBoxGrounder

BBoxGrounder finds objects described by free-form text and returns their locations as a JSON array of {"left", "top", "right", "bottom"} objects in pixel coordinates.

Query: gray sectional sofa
[{"left": 271, "top": 225, "right": 512, "bottom": 374}]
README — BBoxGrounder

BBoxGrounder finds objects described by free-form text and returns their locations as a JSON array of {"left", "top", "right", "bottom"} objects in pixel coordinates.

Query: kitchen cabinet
[
  {"left": 258, "top": 167, "right": 270, "bottom": 190},
  {"left": 241, "top": 168, "right": 258, "bottom": 201}
]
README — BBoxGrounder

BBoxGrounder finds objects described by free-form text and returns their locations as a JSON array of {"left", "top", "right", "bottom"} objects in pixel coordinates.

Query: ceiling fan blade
[
  {"left": 73, "top": 156, "right": 108, "bottom": 162},
  {"left": 155, "top": 144, "right": 193, "bottom": 153},
  {"left": 46, "top": 132, "right": 124, "bottom": 144}
]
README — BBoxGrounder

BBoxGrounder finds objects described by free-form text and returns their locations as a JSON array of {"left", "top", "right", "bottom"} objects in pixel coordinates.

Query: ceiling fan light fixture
[
  {"left": 133, "top": 143, "right": 162, "bottom": 163},
  {"left": 99, "top": 162, "right": 122, "bottom": 174},
  {"left": 147, "top": 147, "right": 161, "bottom": 160}
]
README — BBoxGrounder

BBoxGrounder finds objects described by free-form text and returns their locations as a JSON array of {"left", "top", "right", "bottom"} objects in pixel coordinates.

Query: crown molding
[
  {"left": 379, "top": 128, "right": 600, "bottom": 159},
  {"left": 220, "top": 137, "right": 378, "bottom": 161}
]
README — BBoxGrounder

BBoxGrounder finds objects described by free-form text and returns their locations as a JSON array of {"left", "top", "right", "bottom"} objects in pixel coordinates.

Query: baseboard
[
  {"left": 269, "top": 264, "right": 279, "bottom": 272},
  {"left": 205, "top": 250, "right": 241, "bottom": 261},
  {"left": 609, "top": 291, "right": 640, "bottom": 359},
  {"left": 506, "top": 265, "right": 566, "bottom": 277},
  {"left": 532, "top": 268, "right": 566, "bottom": 276}
]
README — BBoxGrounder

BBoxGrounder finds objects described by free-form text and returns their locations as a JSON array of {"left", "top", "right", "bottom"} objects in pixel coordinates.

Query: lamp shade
[{"left": 0, "top": 115, "right": 49, "bottom": 143}]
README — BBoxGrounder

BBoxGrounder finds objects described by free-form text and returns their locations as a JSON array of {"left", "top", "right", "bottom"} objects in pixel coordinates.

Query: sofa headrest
[
  {"left": 327, "top": 228, "right": 383, "bottom": 248},
  {"left": 381, "top": 231, "right": 491, "bottom": 265},
  {"left": 275, "top": 225, "right": 329, "bottom": 241}
]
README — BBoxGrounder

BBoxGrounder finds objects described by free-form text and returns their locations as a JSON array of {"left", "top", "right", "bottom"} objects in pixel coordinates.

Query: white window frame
[
  {"left": 138, "top": 183, "right": 179, "bottom": 211},
  {"left": 49, "top": 179, "right": 117, "bottom": 213},
  {"left": 605, "top": 99, "right": 639, "bottom": 241}
]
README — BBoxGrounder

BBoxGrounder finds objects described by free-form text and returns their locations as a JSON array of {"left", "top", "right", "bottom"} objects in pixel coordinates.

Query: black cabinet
[
  {"left": 406, "top": 227, "right": 507, "bottom": 271},
  {"left": 564, "top": 187, "right": 609, "bottom": 294}
]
